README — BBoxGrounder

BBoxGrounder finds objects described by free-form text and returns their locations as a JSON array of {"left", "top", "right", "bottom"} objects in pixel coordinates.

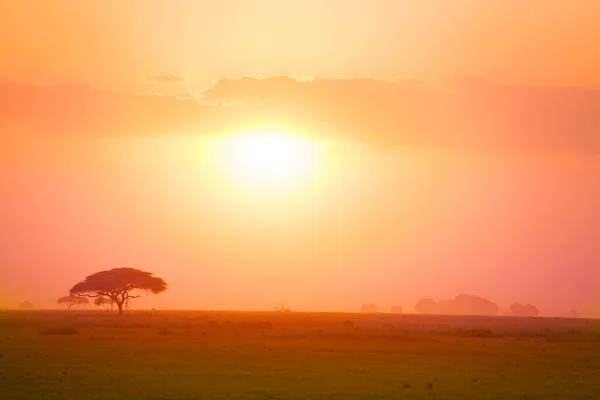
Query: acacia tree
[
  {"left": 273, "top": 303, "right": 291, "bottom": 312},
  {"left": 93, "top": 296, "right": 114, "bottom": 310},
  {"left": 57, "top": 294, "right": 89, "bottom": 310},
  {"left": 70, "top": 267, "right": 167, "bottom": 315}
]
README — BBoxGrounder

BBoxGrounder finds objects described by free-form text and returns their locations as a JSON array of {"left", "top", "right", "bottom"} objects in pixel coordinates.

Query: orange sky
[
  {"left": 2, "top": 1, "right": 600, "bottom": 89},
  {"left": 1, "top": 1, "right": 599, "bottom": 314}
]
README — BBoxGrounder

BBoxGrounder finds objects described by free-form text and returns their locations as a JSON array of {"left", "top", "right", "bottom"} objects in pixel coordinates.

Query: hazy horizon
[{"left": 1, "top": 1, "right": 599, "bottom": 316}]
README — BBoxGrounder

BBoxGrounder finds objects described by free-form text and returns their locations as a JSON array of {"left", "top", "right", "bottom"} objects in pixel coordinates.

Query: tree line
[
  {"left": 361, "top": 294, "right": 579, "bottom": 317},
  {"left": 13, "top": 268, "right": 581, "bottom": 318}
]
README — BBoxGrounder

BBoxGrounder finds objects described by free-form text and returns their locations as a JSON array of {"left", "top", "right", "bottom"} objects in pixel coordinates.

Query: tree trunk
[{"left": 116, "top": 301, "right": 124, "bottom": 316}]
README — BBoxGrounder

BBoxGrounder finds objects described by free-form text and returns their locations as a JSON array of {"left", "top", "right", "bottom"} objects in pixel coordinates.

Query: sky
[{"left": 1, "top": 1, "right": 599, "bottom": 314}]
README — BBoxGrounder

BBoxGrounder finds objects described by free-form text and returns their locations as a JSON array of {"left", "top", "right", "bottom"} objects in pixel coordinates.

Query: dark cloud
[{"left": 2, "top": 77, "right": 600, "bottom": 153}]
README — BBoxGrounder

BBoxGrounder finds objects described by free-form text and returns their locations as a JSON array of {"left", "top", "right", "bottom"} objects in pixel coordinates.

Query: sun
[{"left": 210, "top": 128, "right": 323, "bottom": 193}]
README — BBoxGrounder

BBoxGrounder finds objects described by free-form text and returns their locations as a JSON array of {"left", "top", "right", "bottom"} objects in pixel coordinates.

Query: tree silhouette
[
  {"left": 18, "top": 301, "right": 34, "bottom": 310},
  {"left": 70, "top": 268, "right": 167, "bottom": 315},
  {"left": 273, "top": 303, "right": 291, "bottom": 312},
  {"left": 415, "top": 295, "right": 499, "bottom": 315},
  {"left": 446, "top": 294, "right": 500, "bottom": 316},
  {"left": 57, "top": 294, "right": 89, "bottom": 310},
  {"left": 414, "top": 298, "right": 438, "bottom": 314},
  {"left": 510, "top": 302, "right": 540, "bottom": 317},
  {"left": 93, "top": 296, "right": 114, "bottom": 310},
  {"left": 360, "top": 304, "right": 380, "bottom": 313},
  {"left": 389, "top": 305, "right": 403, "bottom": 314}
]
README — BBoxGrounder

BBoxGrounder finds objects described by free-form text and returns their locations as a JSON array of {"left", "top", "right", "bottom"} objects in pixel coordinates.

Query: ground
[{"left": 1, "top": 310, "right": 599, "bottom": 400}]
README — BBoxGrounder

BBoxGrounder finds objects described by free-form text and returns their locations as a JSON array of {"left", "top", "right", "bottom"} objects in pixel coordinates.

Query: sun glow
[{"left": 210, "top": 129, "right": 325, "bottom": 193}]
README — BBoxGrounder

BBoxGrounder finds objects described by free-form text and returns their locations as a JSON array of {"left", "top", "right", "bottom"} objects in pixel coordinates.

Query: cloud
[
  {"left": 202, "top": 76, "right": 600, "bottom": 153},
  {"left": 144, "top": 73, "right": 188, "bottom": 85},
  {"left": 0, "top": 83, "right": 215, "bottom": 137},
  {"left": 1, "top": 77, "right": 600, "bottom": 153},
  {"left": 138, "top": 73, "right": 193, "bottom": 98}
]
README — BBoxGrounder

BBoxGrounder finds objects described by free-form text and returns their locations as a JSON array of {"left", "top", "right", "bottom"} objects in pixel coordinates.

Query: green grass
[{"left": 1, "top": 310, "right": 599, "bottom": 399}]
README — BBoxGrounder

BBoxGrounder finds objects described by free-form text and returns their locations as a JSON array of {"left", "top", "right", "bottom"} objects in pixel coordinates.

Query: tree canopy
[
  {"left": 93, "top": 296, "right": 114, "bottom": 309},
  {"left": 389, "top": 305, "right": 403, "bottom": 314},
  {"left": 360, "top": 304, "right": 380, "bottom": 313},
  {"left": 57, "top": 294, "right": 89, "bottom": 310},
  {"left": 415, "top": 295, "right": 499, "bottom": 316},
  {"left": 18, "top": 301, "right": 34, "bottom": 310},
  {"left": 70, "top": 267, "right": 167, "bottom": 315},
  {"left": 510, "top": 302, "right": 540, "bottom": 317},
  {"left": 414, "top": 298, "right": 438, "bottom": 314}
]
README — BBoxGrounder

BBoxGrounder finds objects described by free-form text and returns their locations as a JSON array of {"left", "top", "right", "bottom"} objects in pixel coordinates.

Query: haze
[{"left": 1, "top": 1, "right": 599, "bottom": 315}]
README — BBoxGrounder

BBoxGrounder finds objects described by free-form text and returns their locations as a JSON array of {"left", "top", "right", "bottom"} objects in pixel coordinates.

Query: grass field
[{"left": 1, "top": 310, "right": 599, "bottom": 400}]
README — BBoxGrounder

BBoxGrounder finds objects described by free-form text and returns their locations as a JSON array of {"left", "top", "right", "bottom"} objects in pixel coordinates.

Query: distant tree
[
  {"left": 18, "top": 301, "right": 35, "bottom": 310},
  {"left": 389, "top": 305, "right": 403, "bottom": 314},
  {"left": 509, "top": 302, "right": 522, "bottom": 315},
  {"left": 510, "top": 302, "right": 540, "bottom": 317},
  {"left": 93, "top": 296, "right": 114, "bottom": 310},
  {"left": 522, "top": 303, "right": 539, "bottom": 317},
  {"left": 57, "top": 294, "right": 89, "bottom": 310},
  {"left": 447, "top": 294, "right": 499, "bottom": 316},
  {"left": 360, "top": 304, "right": 380, "bottom": 313},
  {"left": 415, "top": 295, "right": 499, "bottom": 316},
  {"left": 273, "top": 303, "right": 291, "bottom": 312},
  {"left": 414, "top": 298, "right": 438, "bottom": 314},
  {"left": 70, "top": 267, "right": 167, "bottom": 315}
]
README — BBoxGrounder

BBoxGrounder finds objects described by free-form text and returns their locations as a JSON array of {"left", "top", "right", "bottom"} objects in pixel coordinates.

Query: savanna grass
[{"left": 0, "top": 310, "right": 599, "bottom": 400}]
